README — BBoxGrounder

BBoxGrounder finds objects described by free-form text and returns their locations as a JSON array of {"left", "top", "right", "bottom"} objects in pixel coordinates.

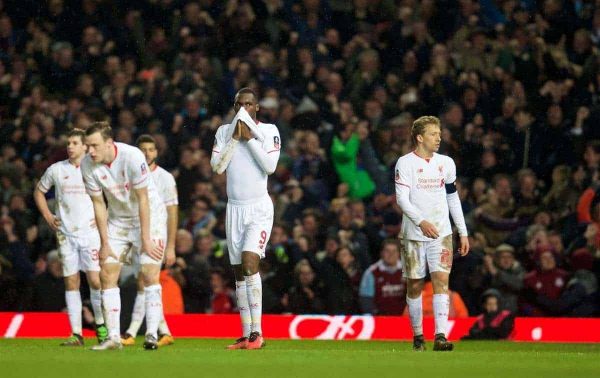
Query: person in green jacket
[{"left": 330, "top": 123, "right": 376, "bottom": 199}]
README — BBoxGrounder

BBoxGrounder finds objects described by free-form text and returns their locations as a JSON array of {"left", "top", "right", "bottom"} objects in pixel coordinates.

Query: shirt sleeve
[
  {"left": 81, "top": 160, "right": 103, "bottom": 197},
  {"left": 246, "top": 125, "right": 281, "bottom": 175},
  {"left": 445, "top": 156, "right": 457, "bottom": 184},
  {"left": 394, "top": 158, "right": 426, "bottom": 226},
  {"left": 38, "top": 164, "right": 56, "bottom": 193},
  {"left": 210, "top": 126, "right": 227, "bottom": 169},
  {"left": 162, "top": 171, "right": 179, "bottom": 206},
  {"left": 128, "top": 149, "right": 150, "bottom": 189},
  {"left": 445, "top": 157, "right": 468, "bottom": 236}
]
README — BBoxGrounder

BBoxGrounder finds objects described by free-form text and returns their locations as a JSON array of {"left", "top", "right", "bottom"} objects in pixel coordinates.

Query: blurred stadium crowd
[{"left": 0, "top": 0, "right": 599, "bottom": 319}]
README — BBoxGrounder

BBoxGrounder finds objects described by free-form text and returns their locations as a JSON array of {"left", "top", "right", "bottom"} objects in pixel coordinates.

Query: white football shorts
[
  {"left": 401, "top": 234, "right": 453, "bottom": 279},
  {"left": 56, "top": 230, "right": 101, "bottom": 277},
  {"left": 226, "top": 194, "right": 274, "bottom": 265}
]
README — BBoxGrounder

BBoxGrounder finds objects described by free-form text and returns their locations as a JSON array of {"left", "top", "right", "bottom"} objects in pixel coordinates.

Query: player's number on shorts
[{"left": 258, "top": 230, "right": 267, "bottom": 249}]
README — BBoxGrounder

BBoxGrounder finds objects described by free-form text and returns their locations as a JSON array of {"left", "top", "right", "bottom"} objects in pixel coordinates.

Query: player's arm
[
  {"left": 445, "top": 158, "right": 469, "bottom": 255},
  {"left": 245, "top": 127, "right": 281, "bottom": 175},
  {"left": 358, "top": 269, "right": 375, "bottom": 314},
  {"left": 210, "top": 126, "right": 237, "bottom": 174},
  {"left": 134, "top": 186, "right": 163, "bottom": 261},
  {"left": 394, "top": 161, "right": 437, "bottom": 237},
  {"left": 165, "top": 204, "right": 178, "bottom": 266},
  {"left": 33, "top": 168, "right": 60, "bottom": 232}
]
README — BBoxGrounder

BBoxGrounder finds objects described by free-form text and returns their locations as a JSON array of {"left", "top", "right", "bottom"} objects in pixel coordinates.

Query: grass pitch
[{"left": 0, "top": 338, "right": 598, "bottom": 378}]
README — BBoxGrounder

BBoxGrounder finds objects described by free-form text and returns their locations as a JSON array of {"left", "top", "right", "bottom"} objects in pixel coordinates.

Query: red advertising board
[{"left": 1, "top": 313, "right": 598, "bottom": 342}]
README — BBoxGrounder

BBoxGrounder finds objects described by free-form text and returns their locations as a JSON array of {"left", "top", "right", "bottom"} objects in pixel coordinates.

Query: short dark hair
[
  {"left": 85, "top": 121, "right": 113, "bottom": 140},
  {"left": 136, "top": 134, "right": 156, "bottom": 147},
  {"left": 235, "top": 87, "right": 258, "bottom": 101},
  {"left": 66, "top": 128, "right": 86, "bottom": 141}
]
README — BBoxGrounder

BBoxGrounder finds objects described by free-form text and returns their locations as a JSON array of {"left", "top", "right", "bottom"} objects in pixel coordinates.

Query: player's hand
[
  {"left": 458, "top": 235, "right": 470, "bottom": 256},
  {"left": 143, "top": 238, "right": 164, "bottom": 262},
  {"left": 45, "top": 214, "right": 61, "bottom": 232},
  {"left": 239, "top": 122, "right": 253, "bottom": 141},
  {"left": 419, "top": 220, "right": 439, "bottom": 239},
  {"left": 164, "top": 246, "right": 176, "bottom": 267},
  {"left": 99, "top": 243, "right": 118, "bottom": 264},
  {"left": 232, "top": 120, "right": 243, "bottom": 140}
]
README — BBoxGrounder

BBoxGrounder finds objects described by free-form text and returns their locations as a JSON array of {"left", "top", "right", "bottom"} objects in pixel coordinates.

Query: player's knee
[
  {"left": 64, "top": 275, "right": 80, "bottom": 290},
  {"left": 140, "top": 265, "right": 160, "bottom": 285}
]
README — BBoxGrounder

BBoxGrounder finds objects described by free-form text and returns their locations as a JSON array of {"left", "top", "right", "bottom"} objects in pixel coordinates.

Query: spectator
[
  {"left": 359, "top": 239, "right": 406, "bottom": 315},
  {"left": 284, "top": 259, "right": 326, "bottom": 314},
  {"left": 462, "top": 289, "right": 515, "bottom": 340},
  {"left": 522, "top": 250, "right": 569, "bottom": 316},
  {"left": 209, "top": 268, "right": 235, "bottom": 314},
  {"left": 31, "top": 250, "right": 65, "bottom": 311},
  {"left": 483, "top": 244, "right": 525, "bottom": 313}
]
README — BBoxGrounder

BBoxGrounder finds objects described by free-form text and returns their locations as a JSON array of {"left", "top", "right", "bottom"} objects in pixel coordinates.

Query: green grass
[{"left": 0, "top": 338, "right": 599, "bottom": 378}]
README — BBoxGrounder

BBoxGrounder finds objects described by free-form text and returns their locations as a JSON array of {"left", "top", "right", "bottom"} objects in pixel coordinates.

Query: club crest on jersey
[
  {"left": 141, "top": 163, "right": 147, "bottom": 175},
  {"left": 101, "top": 175, "right": 107, "bottom": 180},
  {"left": 273, "top": 136, "right": 280, "bottom": 150},
  {"left": 438, "top": 165, "right": 443, "bottom": 173},
  {"left": 63, "top": 176, "right": 69, "bottom": 180},
  {"left": 417, "top": 168, "right": 423, "bottom": 173}
]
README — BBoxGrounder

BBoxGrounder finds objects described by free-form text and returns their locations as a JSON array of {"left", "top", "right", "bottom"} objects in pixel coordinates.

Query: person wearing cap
[{"left": 483, "top": 243, "right": 525, "bottom": 313}]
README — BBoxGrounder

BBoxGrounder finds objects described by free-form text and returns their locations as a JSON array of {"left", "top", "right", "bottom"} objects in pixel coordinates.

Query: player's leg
[
  {"left": 428, "top": 235, "right": 454, "bottom": 351},
  {"left": 227, "top": 264, "right": 251, "bottom": 350},
  {"left": 140, "top": 262, "right": 162, "bottom": 350},
  {"left": 401, "top": 238, "right": 427, "bottom": 351},
  {"left": 226, "top": 203, "right": 251, "bottom": 350},
  {"left": 85, "top": 270, "right": 107, "bottom": 343},
  {"left": 122, "top": 247, "right": 144, "bottom": 345},
  {"left": 59, "top": 238, "right": 84, "bottom": 346},
  {"left": 91, "top": 231, "right": 127, "bottom": 351},
  {"left": 62, "top": 273, "right": 84, "bottom": 346},
  {"left": 157, "top": 312, "right": 174, "bottom": 346},
  {"left": 80, "top": 234, "right": 107, "bottom": 343},
  {"left": 242, "top": 199, "right": 272, "bottom": 350}
]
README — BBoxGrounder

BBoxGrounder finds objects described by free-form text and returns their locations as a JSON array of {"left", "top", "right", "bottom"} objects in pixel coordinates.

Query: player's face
[
  {"left": 138, "top": 142, "right": 158, "bottom": 166},
  {"left": 85, "top": 132, "right": 113, "bottom": 163},
  {"left": 234, "top": 93, "right": 259, "bottom": 120},
  {"left": 66, "top": 136, "right": 87, "bottom": 160},
  {"left": 417, "top": 124, "right": 441, "bottom": 153}
]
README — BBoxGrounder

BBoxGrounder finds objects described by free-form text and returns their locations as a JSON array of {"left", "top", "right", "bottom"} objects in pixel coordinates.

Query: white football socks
[
  {"left": 65, "top": 290, "right": 82, "bottom": 336},
  {"left": 433, "top": 293, "right": 450, "bottom": 336},
  {"left": 406, "top": 294, "right": 423, "bottom": 337},
  {"left": 102, "top": 287, "right": 121, "bottom": 340},
  {"left": 158, "top": 316, "right": 171, "bottom": 336},
  {"left": 245, "top": 273, "right": 262, "bottom": 335},
  {"left": 144, "top": 284, "right": 163, "bottom": 339},
  {"left": 235, "top": 280, "right": 252, "bottom": 338},
  {"left": 126, "top": 291, "right": 146, "bottom": 336},
  {"left": 89, "top": 288, "right": 105, "bottom": 325}
]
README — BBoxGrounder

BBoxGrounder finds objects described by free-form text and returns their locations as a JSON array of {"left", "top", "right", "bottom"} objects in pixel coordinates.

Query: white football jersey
[
  {"left": 395, "top": 152, "right": 456, "bottom": 241},
  {"left": 38, "top": 160, "right": 96, "bottom": 237},
  {"left": 151, "top": 165, "right": 178, "bottom": 207},
  {"left": 81, "top": 142, "right": 167, "bottom": 229},
  {"left": 212, "top": 122, "right": 280, "bottom": 202}
]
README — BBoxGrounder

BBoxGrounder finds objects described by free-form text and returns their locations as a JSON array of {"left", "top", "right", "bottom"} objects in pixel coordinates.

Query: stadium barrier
[{"left": 1, "top": 313, "right": 599, "bottom": 342}]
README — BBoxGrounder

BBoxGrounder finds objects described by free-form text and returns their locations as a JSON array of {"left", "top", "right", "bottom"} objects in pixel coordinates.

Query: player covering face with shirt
[
  {"left": 210, "top": 88, "right": 281, "bottom": 350},
  {"left": 394, "top": 116, "right": 469, "bottom": 351}
]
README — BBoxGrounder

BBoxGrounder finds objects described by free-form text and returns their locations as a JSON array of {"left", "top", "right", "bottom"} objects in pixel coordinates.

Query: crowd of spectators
[{"left": 1, "top": 0, "right": 600, "bottom": 319}]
